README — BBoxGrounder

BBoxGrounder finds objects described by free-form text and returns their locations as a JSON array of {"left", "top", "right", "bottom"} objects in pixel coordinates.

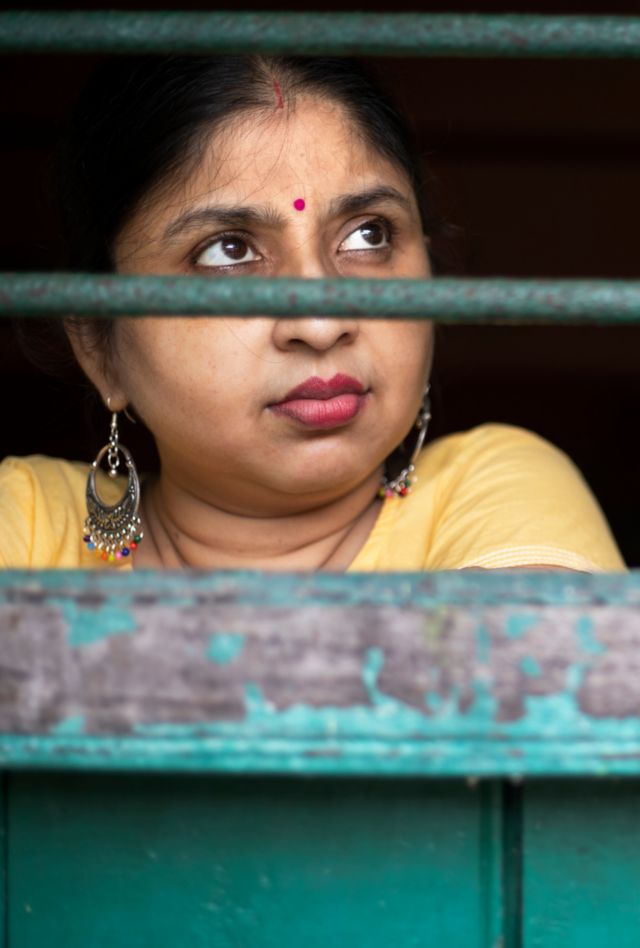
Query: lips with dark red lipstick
[{"left": 269, "top": 373, "right": 368, "bottom": 429}]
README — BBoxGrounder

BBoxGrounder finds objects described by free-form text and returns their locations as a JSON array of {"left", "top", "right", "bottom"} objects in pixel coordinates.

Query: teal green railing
[
  {"left": 4, "top": 274, "right": 640, "bottom": 323},
  {"left": 3, "top": 11, "right": 640, "bottom": 58}
]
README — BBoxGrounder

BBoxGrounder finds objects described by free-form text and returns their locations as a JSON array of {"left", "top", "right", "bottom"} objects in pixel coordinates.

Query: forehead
[{"left": 164, "top": 94, "right": 411, "bottom": 211}]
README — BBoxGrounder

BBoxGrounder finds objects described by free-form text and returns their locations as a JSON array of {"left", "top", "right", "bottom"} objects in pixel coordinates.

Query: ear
[{"left": 64, "top": 319, "right": 128, "bottom": 412}]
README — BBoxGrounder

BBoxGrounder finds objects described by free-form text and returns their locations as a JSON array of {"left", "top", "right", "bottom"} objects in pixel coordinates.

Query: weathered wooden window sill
[{"left": 1, "top": 569, "right": 636, "bottom": 777}]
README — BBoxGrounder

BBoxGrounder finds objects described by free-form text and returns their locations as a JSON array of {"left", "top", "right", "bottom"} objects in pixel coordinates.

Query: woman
[{"left": 0, "top": 55, "right": 625, "bottom": 571}]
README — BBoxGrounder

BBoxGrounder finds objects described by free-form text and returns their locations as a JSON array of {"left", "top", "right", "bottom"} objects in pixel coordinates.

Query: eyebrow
[
  {"left": 162, "top": 185, "right": 413, "bottom": 243},
  {"left": 163, "top": 204, "right": 287, "bottom": 241},
  {"left": 328, "top": 185, "right": 413, "bottom": 218}
]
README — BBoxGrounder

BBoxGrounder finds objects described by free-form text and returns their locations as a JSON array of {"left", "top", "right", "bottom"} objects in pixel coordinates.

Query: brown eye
[
  {"left": 222, "top": 237, "right": 249, "bottom": 259},
  {"left": 339, "top": 219, "right": 391, "bottom": 252},
  {"left": 360, "top": 222, "right": 386, "bottom": 246},
  {"left": 195, "top": 235, "right": 258, "bottom": 268}
]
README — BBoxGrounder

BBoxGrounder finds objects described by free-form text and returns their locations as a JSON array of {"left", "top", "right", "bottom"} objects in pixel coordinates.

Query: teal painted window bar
[
  {"left": 1, "top": 13, "right": 639, "bottom": 777},
  {"left": 3, "top": 10, "right": 640, "bottom": 58},
  {"left": 4, "top": 274, "right": 640, "bottom": 324}
]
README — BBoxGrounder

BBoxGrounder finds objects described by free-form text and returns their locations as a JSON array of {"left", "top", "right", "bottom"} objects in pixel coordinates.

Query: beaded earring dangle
[
  {"left": 378, "top": 384, "right": 432, "bottom": 500},
  {"left": 83, "top": 403, "right": 144, "bottom": 563}
]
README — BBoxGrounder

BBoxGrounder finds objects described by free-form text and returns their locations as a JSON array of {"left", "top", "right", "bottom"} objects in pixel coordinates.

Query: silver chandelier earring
[
  {"left": 378, "top": 384, "right": 432, "bottom": 499},
  {"left": 82, "top": 401, "right": 144, "bottom": 563}
]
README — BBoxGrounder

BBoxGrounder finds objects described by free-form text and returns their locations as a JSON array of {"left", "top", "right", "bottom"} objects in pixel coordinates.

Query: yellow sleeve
[
  {"left": 0, "top": 455, "right": 102, "bottom": 569},
  {"left": 0, "top": 456, "right": 136, "bottom": 569},
  {"left": 0, "top": 456, "right": 37, "bottom": 567},
  {"left": 427, "top": 424, "right": 625, "bottom": 571}
]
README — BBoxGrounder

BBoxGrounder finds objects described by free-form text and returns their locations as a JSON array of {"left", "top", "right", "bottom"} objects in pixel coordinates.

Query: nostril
[{"left": 272, "top": 317, "right": 360, "bottom": 352}]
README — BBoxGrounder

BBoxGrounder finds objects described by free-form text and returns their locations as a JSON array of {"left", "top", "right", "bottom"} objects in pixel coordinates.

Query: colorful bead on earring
[{"left": 378, "top": 385, "right": 431, "bottom": 500}]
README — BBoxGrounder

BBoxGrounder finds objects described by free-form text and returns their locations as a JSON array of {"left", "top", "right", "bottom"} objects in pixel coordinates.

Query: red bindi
[{"left": 293, "top": 198, "right": 306, "bottom": 211}]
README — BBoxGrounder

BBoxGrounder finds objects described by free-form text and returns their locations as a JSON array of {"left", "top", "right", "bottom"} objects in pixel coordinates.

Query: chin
[{"left": 275, "top": 462, "right": 378, "bottom": 499}]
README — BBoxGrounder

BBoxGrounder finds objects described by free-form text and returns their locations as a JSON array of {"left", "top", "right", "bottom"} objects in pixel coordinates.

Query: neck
[{"left": 134, "top": 468, "right": 383, "bottom": 571}]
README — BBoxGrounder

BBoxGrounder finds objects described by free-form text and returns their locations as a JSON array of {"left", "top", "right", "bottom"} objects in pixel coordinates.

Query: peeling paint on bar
[
  {"left": 3, "top": 275, "right": 640, "bottom": 324},
  {"left": 3, "top": 12, "right": 640, "bottom": 59},
  {"left": 0, "top": 570, "right": 639, "bottom": 776}
]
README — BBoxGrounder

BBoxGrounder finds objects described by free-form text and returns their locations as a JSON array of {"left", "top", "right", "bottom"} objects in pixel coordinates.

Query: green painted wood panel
[
  {"left": 7, "top": 773, "right": 503, "bottom": 947},
  {"left": 0, "top": 775, "right": 6, "bottom": 948},
  {"left": 523, "top": 780, "right": 640, "bottom": 946}
]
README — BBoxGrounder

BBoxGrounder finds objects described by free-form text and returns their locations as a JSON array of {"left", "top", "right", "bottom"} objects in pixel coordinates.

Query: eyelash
[
  {"left": 188, "top": 216, "right": 398, "bottom": 271},
  {"left": 343, "top": 217, "right": 398, "bottom": 254},
  {"left": 189, "top": 231, "right": 254, "bottom": 271}
]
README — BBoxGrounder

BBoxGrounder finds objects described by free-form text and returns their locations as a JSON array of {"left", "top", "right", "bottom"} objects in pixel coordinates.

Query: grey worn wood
[
  {"left": 0, "top": 600, "right": 637, "bottom": 733},
  {"left": 0, "top": 570, "right": 638, "bottom": 775}
]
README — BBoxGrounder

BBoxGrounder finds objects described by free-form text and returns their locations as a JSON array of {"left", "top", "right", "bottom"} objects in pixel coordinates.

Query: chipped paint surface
[
  {"left": 519, "top": 657, "right": 541, "bottom": 677},
  {"left": 50, "top": 715, "right": 86, "bottom": 736},
  {"left": 207, "top": 632, "right": 246, "bottom": 665},
  {"left": 64, "top": 601, "right": 136, "bottom": 647},
  {"left": 1, "top": 570, "right": 639, "bottom": 774}
]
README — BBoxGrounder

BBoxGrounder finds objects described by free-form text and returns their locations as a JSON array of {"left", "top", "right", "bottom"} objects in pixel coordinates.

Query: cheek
[
  {"left": 377, "top": 322, "right": 433, "bottom": 390},
  {"left": 114, "top": 319, "right": 265, "bottom": 425},
  {"left": 378, "top": 323, "right": 433, "bottom": 429}
]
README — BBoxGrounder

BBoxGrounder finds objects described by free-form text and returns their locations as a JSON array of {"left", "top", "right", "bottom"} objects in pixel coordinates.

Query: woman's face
[{"left": 89, "top": 95, "right": 433, "bottom": 514}]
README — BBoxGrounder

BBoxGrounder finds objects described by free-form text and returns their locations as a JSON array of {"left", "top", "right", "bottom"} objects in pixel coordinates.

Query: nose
[
  {"left": 272, "top": 251, "right": 359, "bottom": 353},
  {"left": 272, "top": 315, "right": 359, "bottom": 353}
]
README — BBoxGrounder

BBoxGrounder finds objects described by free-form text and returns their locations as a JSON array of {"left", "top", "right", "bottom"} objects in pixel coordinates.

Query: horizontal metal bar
[
  {"left": 0, "top": 569, "right": 638, "bottom": 776},
  {"left": 3, "top": 274, "right": 640, "bottom": 324},
  {"left": 3, "top": 11, "right": 640, "bottom": 59}
]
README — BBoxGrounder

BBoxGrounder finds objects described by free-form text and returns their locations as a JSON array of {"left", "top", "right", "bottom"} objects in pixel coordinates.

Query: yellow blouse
[{"left": 0, "top": 423, "right": 625, "bottom": 571}]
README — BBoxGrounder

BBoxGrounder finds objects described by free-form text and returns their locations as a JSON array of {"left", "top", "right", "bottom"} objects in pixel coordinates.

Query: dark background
[{"left": 2, "top": 0, "right": 639, "bottom": 563}]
